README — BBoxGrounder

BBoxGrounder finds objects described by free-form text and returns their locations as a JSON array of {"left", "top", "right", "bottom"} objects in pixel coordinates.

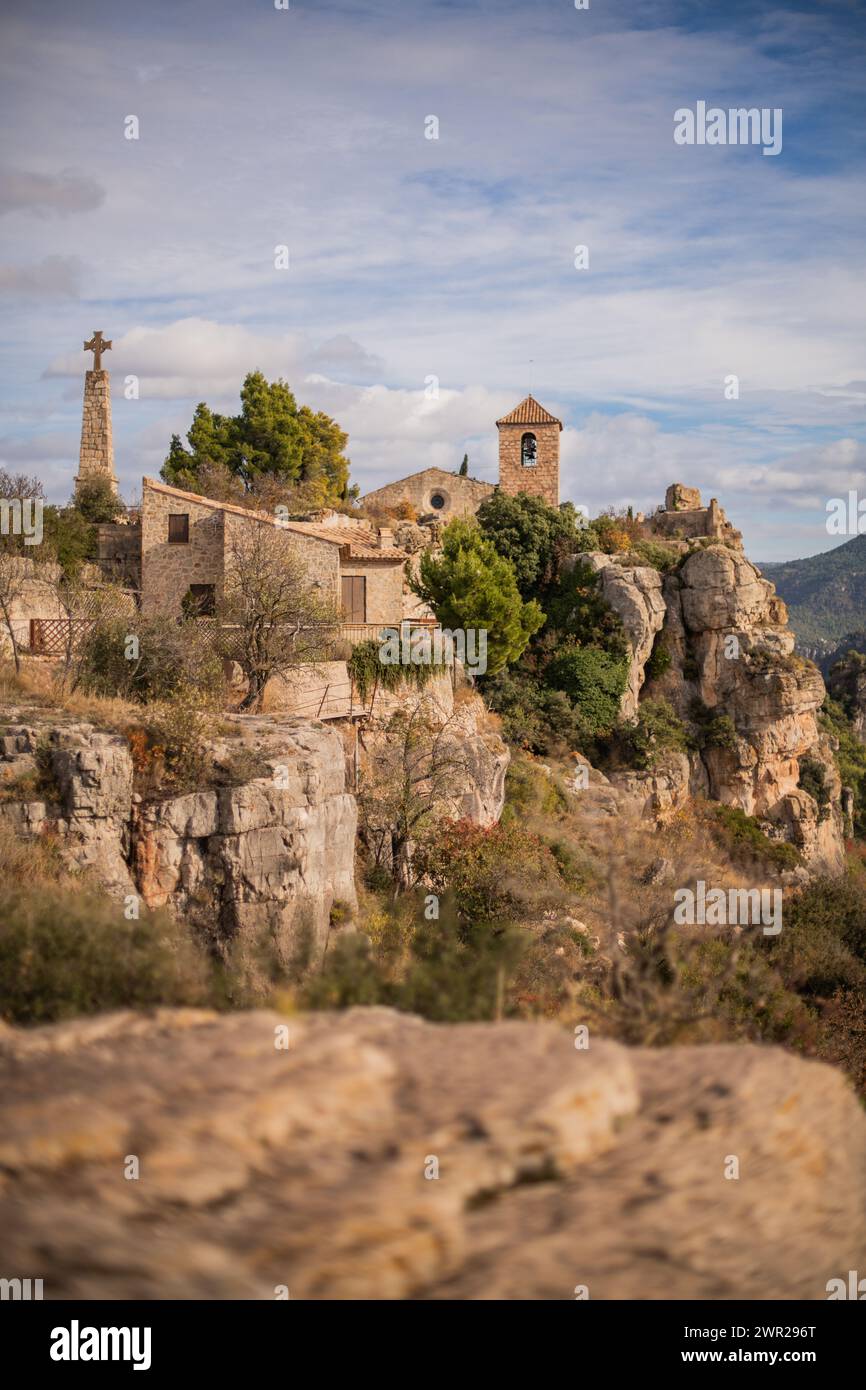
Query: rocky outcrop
[
  {"left": 583, "top": 553, "right": 666, "bottom": 719},
  {"left": 609, "top": 748, "right": 698, "bottom": 819},
  {"left": 1, "top": 1006, "right": 864, "bottom": 1300},
  {"left": 134, "top": 720, "right": 358, "bottom": 959},
  {"left": 361, "top": 678, "right": 509, "bottom": 829},
  {"left": 658, "top": 545, "right": 846, "bottom": 869},
  {"left": 0, "top": 723, "right": 135, "bottom": 894},
  {"left": 580, "top": 518, "right": 845, "bottom": 869},
  {"left": 0, "top": 715, "right": 358, "bottom": 959}
]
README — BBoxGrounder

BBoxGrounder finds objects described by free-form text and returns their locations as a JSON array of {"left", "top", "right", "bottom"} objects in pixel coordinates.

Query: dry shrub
[{"left": 0, "top": 829, "right": 213, "bottom": 1023}]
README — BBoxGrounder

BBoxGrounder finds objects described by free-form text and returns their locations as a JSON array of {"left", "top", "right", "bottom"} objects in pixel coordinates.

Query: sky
[{"left": 0, "top": 0, "right": 865, "bottom": 561}]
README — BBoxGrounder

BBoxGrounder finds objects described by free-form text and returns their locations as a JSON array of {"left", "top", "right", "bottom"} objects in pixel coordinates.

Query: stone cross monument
[{"left": 75, "top": 331, "right": 118, "bottom": 498}]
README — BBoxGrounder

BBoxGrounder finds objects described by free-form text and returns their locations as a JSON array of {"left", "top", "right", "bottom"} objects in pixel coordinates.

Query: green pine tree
[
  {"left": 161, "top": 372, "right": 350, "bottom": 504},
  {"left": 412, "top": 519, "right": 544, "bottom": 675}
]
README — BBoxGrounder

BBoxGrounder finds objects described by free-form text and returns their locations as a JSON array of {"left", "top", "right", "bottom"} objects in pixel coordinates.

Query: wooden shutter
[{"left": 341, "top": 575, "right": 366, "bottom": 623}]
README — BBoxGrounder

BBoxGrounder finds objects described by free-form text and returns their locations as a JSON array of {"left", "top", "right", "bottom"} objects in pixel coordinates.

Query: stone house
[{"left": 140, "top": 478, "right": 408, "bottom": 629}]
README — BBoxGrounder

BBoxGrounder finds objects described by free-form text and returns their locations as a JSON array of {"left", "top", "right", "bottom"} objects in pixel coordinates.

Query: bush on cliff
[
  {"left": 543, "top": 644, "right": 629, "bottom": 737},
  {"left": 76, "top": 614, "right": 223, "bottom": 704},
  {"left": 614, "top": 698, "right": 691, "bottom": 770},
  {"left": 415, "top": 817, "right": 566, "bottom": 924},
  {"left": 821, "top": 696, "right": 866, "bottom": 839},
  {"left": 0, "top": 835, "right": 212, "bottom": 1024}
]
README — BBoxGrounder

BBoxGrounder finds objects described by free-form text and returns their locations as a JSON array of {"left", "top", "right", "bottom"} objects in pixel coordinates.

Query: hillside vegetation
[{"left": 762, "top": 533, "right": 866, "bottom": 649}]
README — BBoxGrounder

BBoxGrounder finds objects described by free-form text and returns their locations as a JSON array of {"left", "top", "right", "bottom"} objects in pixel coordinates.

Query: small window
[
  {"left": 168, "top": 513, "right": 189, "bottom": 543},
  {"left": 521, "top": 432, "right": 537, "bottom": 467},
  {"left": 430, "top": 492, "right": 446, "bottom": 510},
  {"left": 185, "top": 584, "right": 215, "bottom": 617}
]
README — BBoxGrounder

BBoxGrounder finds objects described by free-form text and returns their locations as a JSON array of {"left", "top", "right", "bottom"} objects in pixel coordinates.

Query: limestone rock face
[
  {"left": 362, "top": 681, "right": 510, "bottom": 830},
  {"left": 134, "top": 720, "right": 358, "bottom": 958},
  {"left": 0, "top": 722, "right": 135, "bottom": 893},
  {"left": 1, "top": 1007, "right": 864, "bottom": 1300},
  {"left": 658, "top": 546, "right": 845, "bottom": 869},
  {"left": 583, "top": 553, "right": 666, "bottom": 719},
  {"left": 443, "top": 691, "right": 510, "bottom": 825},
  {"left": 0, "top": 716, "right": 358, "bottom": 958},
  {"left": 609, "top": 749, "right": 699, "bottom": 819}
]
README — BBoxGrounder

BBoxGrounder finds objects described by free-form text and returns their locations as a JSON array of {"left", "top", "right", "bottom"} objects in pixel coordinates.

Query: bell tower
[{"left": 496, "top": 395, "right": 561, "bottom": 507}]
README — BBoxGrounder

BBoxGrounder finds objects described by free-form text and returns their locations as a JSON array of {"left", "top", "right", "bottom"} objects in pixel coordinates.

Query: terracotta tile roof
[
  {"left": 496, "top": 395, "right": 562, "bottom": 428},
  {"left": 143, "top": 478, "right": 408, "bottom": 561},
  {"left": 284, "top": 519, "right": 408, "bottom": 560}
]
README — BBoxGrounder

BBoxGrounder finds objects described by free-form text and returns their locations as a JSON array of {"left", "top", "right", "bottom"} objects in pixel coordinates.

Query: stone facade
[
  {"left": 362, "top": 467, "right": 494, "bottom": 522},
  {"left": 339, "top": 558, "right": 404, "bottom": 626},
  {"left": 0, "top": 558, "right": 65, "bottom": 655},
  {"left": 140, "top": 482, "right": 226, "bottom": 617},
  {"left": 496, "top": 395, "right": 561, "bottom": 507},
  {"left": 97, "top": 521, "right": 142, "bottom": 588},
  {"left": 75, "top": 370, "right": 118, "bottom": 497},
  {"left": 140, "top": 479, "right": 405, "bottom": 627}
]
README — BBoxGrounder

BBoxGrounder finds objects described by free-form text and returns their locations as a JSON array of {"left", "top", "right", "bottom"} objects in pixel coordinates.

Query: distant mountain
[
  {"left": 760, "top": 534, "right": 866, "bottom": 656},
  {"left": 818, "top": 630, "right": 866, "bottom": 677}
]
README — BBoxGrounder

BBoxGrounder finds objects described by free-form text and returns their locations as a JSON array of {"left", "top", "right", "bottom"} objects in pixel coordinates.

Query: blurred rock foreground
[{"left": 1, "top": 1007, "right": 864, "bottom": 1300}]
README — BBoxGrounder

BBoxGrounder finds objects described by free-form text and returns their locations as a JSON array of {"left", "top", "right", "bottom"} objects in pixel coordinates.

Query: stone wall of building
[
  {"left": 339, "top": 558, "right": 405, "bottom": 627},
  {"left": 497, "top": 420, "right": 559, "bottom": 507},
  {"left": 362, "top": 468, "right": 493, "bottom": 522},
  {"left": 97, "top": 522, "right": 142, "bottom": 588},
  {"left": 0, "top": 559, "right": 64, "bottom": 654},
  {"left": 223, "top": 511, "right": 341, "bottom": 606},
  {"left": 75, "top": 370, "right": 117, "bottom": 496},
  {"left": 140, "top": 483, "right": 225, "bottom": 617}
]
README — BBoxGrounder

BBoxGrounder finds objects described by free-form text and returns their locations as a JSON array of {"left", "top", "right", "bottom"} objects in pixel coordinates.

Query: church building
[{"left": 359, "top": 394, "right": 562, "bottom": 519}]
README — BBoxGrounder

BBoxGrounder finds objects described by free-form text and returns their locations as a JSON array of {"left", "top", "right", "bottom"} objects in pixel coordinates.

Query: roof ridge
[
  {"left": 143, "top": 477, "right": 408, "bottom": 558},
  {"left": 495, "top": 395, "right": 562, "bottom": 428}
]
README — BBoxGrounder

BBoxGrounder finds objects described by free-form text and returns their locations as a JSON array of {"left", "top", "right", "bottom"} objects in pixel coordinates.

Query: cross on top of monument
[{"left": 83, "top": 331, "right": 112, "bottom": 371}]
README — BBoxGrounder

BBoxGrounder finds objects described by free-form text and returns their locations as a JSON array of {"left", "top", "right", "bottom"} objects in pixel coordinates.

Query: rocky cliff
[
  {"left": 0, "top": 695, "right": 509, "bottom": 953},
  {"left": 0, "top": 716, "right": 358, "bottom": 960},
  {"left": 1, "top": 1006, "right": 863, "bottom": 1300},
  {"left": 584, "top": 534, "right": 846, "bottom": 870}
]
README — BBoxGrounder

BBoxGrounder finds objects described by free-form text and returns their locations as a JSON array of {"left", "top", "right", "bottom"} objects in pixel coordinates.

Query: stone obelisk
[{"left": 75, "top": 331, "right": 118, "bottom": 498}]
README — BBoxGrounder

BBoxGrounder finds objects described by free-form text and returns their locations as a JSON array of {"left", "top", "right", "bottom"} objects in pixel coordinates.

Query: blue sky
[{"left": 1, "top": 0, "right": 864, "bottom": 559}]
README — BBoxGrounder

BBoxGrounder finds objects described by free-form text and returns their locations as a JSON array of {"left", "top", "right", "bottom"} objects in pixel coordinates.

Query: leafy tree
[
  {"left": 74, "top": 477, "right": 122, "bottom": 524},
  {"left": 40, "top": 507, "right": 97, "bottom": 578},
  {"left": 542, "top": 558, "right": 627, "bottom": 655},
  {"left": 458, "top": 453, "right": 469, "bottom": 477},
  {"left": 476, "top": 491, "right": 583, "bottom": 602},
  {"left": 412, "top": 518, "right": 544, "bottom": 675},
  {"left": 544, "top": 643, "right": 629, "bottom": 735},
  {"left": 216, "top": 520, "right": 338, "bottom": 710},
  {"left": 162, "top": 371, "right": 351, "bottom": 505}
]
